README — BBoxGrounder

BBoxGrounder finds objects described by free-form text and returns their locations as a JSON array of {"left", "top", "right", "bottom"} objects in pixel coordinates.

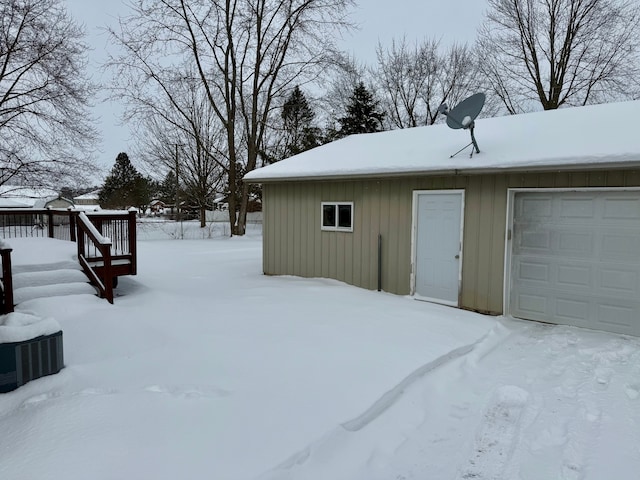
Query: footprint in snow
[
  {"left": 21, "top": 388, "right": 116, "bottom": 408},
  {"left": 624, "top": 384, "right": 640, "bottom": 400},
  {"left": 75, "top": 387, "right": 117, "bottom": 396},
  {"left": 21, "top": 392, "right": 56, "bottom": 406},
  {"left": 144, "top": 384, "right": 230, "bottom": 399},
  {"left": 530, "top": 422, "right": 568, "bottom": 452},
  {"left": 594, "top": 367, "right": 614, "bottom": 387},
  {"left": 579, "top": 402, "right": 601, "bottom": 423},
  {"left": 561, "top": 461, "right": 582, "bottom": 480}
]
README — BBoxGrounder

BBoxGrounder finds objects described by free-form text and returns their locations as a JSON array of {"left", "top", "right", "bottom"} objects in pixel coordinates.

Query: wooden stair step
[
  {"left": 13, "top": 269, "right": 89, "bottom": 289},
  {"left": 14, "top": 282, "right": 98, "bottom": 304},
  {"left": 12, "top": 260, "right": 81, "bottom": 275},
  {"left": 86, "top": 258, "right": 132, "bottom": 268}
]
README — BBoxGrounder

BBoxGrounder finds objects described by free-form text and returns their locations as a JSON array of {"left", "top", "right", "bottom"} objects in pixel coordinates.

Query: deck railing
[
  {"left": 0, "top": 208, "right": 137, "bottom": 307},
  {"left": 76, "top": 212, "right": 115, "bottom": 303},
  {"left": 0, "top": 208, "right": 77, "bottom": 241},
  {"left": 85, "top": 211, "right": 137, "bottom": 275}
]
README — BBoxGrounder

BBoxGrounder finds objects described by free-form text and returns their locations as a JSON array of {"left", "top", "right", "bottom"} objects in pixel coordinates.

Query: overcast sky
[{"left": 65, "top": 1, "right": 487, "bottom": 175}]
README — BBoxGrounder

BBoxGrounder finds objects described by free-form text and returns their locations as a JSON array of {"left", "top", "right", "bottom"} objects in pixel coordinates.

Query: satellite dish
[{"left": 437, "top": 93, "right": 486, "bottom": 158}]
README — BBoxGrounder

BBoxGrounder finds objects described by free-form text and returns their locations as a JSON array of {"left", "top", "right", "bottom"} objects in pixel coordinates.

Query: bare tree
[
  {"left": 108, "top": 0, "right": 354, "bottom": 235},
  {"left": 375, "top": 38, "right": 481, "bottom": 128},
  {"left": 477, "top": 0, "right": 640, "bottom": 113},
  {"left": 0, "top": 0, "right": 97, "bottom": 189},
  {"left": 135, "top": 85, "right": 226, "bottom": 228}
]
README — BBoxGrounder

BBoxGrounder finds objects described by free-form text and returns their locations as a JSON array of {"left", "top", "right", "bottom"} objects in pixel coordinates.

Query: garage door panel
[
  {"left": 557, "top": 264, "right": 591, "bottom": 288},
  {"left": 518, "top": 260, "right": 551, "bottom": 282},
  {"left": 555, "top": 297, "right": 590, "bottom": 322},
  {"left": 517, "top": 291, "right": 638, "bottom": 331},
  {"left": 558, "top": 231, "right": 594, "bottom": 256},
  {"left": 515, "top": 257, "right": 595, "bottom": 288},
  {"left": 515, "top": 293, "right": 548, "bottom": 318},
  {"left": 599, "top": 268, "right": 638, "bottom": 294},
  {"left": 520, "top": 228, "right": 552, "bottom": 250},
  {"left": 598, "top": 303, "right": 636, "bottom": 328},
  {"left": 519, "top": 196, "right": 553, "bottom": 218},
  {"left": 600, "top": 234, "right": 640, "bottom": 261},
  {"left": 516, "top": 226, "right": 596, "bottom": 258},
  {"left": 511, "top": 191, "right": 640, "bottom": 335},
  {"left": 559, "top": 197, "right": 595, "bottom": 218},
  {"left": 603, "top": 197, "right": 640, "bottom": 219}
]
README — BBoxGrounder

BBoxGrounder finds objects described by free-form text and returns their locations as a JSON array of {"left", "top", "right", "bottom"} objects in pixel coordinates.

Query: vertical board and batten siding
[{"left": 262, "top": 169, "right": 640, "bottom": 315}]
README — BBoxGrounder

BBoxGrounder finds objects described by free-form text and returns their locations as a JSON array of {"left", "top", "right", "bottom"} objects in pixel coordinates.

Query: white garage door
[{"left": 510, "top": 190, "right": 640, "bottom": 335}]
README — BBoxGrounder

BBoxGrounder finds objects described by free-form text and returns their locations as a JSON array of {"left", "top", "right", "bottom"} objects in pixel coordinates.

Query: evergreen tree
[
  {"left": 281, "top": 86, "right": 320, "bottom": 157},
  {"left": 338, "top": 82, "right": 385, "bottom": 137},
  {"left": 99, "top": 152, "right": 148, "bottom": 210},
  {"left": 159, "top": 170, "right": 178, "bottom": 204},
  {"left": 138, "top": 176, "right": 158, "bottom": 212}
]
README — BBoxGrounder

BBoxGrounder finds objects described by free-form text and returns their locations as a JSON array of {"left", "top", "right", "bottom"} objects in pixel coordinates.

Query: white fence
[{"left": 205, "top": 210, "right": 262, "bottom": 224}]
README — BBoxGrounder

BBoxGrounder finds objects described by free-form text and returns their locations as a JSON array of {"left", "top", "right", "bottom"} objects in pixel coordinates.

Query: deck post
[
  {"left": 1, "top": 247, "right": 14, "bottom": 313},
  {"left": 102, "top": 242, "right": 114, "bottom": 304},
  {"left": 69, "top": 210, "right": 77, "bottom": 243},
  {"left": 128, "top": 210, "right": 137, "bottom": 275},
  {"left": 46, "top": 209, "right": 54, "bottom": 238},
  {"left": 76, "top": 220, "right": 85, "bottom": 261}
]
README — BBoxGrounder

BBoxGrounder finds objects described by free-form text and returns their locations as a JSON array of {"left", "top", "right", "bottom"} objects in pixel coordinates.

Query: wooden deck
[{"left": 0, "top": 209, "right": 137, "bottom": 311}]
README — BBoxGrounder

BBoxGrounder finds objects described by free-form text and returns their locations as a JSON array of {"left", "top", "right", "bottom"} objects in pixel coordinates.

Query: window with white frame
[{"left": 321, "top": 202, "right": 353, "bottom": 232}]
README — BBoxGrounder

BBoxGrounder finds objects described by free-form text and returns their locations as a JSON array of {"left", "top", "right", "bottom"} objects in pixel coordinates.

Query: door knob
[{"left": 454, "top": 254, "right": 460, "bottom": 259}]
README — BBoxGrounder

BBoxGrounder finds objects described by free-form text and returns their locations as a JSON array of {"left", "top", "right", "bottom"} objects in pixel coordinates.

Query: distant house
[
  {"left": 149, "top": 199, "right": 166, "bottom": 214},
  {"left": 73, "top": 190, "right": 101, "bottom": 212},
  {"left": 212, "top": 195, "right": 228, "bottom": 211},
  {"left": 0, "top": 186, "right": 73, "bottom": 209},
  {"left": 0, "top": 187, "right": 74, "bottom": 227},
  {"left": 34, "top": 196, "right": 74, "bottom": 209},
  {"left": 245, "top": 100, "right": 640, "bottom": 336}
]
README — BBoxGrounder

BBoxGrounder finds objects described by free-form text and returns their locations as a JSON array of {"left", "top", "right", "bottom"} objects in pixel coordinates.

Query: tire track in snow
[
  {"left": 257, "top": 325, "right": 508, "bottom": 479},
  {"left": 342, "top": 343, "right": 480, "bottom": 432},
  {"left": 364, "top": 322, "right": 640, "bottom": 480},
  {"left": 342, "top": 323, "right": 513, "bottom": 433},
  {"left": 258, "top": 321, "right": 640, "bottom": 480},
  {"left": 455, "top": 385, "right": 530, "bottom": 480}
]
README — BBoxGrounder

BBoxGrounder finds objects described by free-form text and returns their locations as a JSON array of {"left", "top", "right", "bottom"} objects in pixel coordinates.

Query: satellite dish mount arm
[
  {"left": 469, "top": 122, "right": 480, "bottom": 154},
  {"left": 449, "top": 121, "right": 480, "bottom": 159}
]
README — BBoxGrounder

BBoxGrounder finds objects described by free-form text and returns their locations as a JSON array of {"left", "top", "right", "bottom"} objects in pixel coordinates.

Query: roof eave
[{"left": 244, "top": 160, "right": 640, "bottom": 184}]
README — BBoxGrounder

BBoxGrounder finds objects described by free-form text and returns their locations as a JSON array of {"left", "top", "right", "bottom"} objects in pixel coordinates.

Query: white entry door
[{"left": 413, "top": 191, "right": 464, "bottom": 305}]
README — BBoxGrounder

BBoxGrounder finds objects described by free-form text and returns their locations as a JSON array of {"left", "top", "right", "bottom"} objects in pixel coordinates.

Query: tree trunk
[{"left": 236, "top": 181, "right": 249, "bottom": 236}]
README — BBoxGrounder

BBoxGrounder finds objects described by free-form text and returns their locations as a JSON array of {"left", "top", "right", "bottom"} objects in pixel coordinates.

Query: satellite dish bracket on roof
[
  {"left": 437, "top": 93, "right": 486, "bottom": 159},
  {"left": 447, "top": 123, "right": 480, "bottom": 159}
]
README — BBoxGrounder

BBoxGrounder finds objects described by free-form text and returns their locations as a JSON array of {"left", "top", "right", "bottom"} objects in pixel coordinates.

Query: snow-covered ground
[{"left": 0, "top": 222, "right": 639, "bottom": 479}]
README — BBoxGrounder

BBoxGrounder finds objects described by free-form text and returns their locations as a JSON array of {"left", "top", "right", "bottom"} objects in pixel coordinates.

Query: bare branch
[
  {"left": 477, "top": 0, "right": 640, "bottom": 112},
  {"left": 0, "top": 0, "right": 98, "bottom": 189}
]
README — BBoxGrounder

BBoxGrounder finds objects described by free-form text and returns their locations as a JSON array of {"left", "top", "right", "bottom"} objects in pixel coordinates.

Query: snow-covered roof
[
  {"left": 74, "top": 190, "right": 100, "bottom": 201},
  {"left": 73, "top": 204, "right": 102, "bottom": 212},
  {"left": 0, "top": 198, "right": 30, "bottom": 208},
  {"left": 244, "top": 100, "right": 640, "bottom": 182},
  {"left": 0, "top": 186, "right": 60, "bottom": 206}
]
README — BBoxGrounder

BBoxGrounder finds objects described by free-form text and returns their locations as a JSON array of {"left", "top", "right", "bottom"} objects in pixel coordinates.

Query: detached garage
[{"left": 244, "top": 100, "right": 640, "bottom": 335}]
